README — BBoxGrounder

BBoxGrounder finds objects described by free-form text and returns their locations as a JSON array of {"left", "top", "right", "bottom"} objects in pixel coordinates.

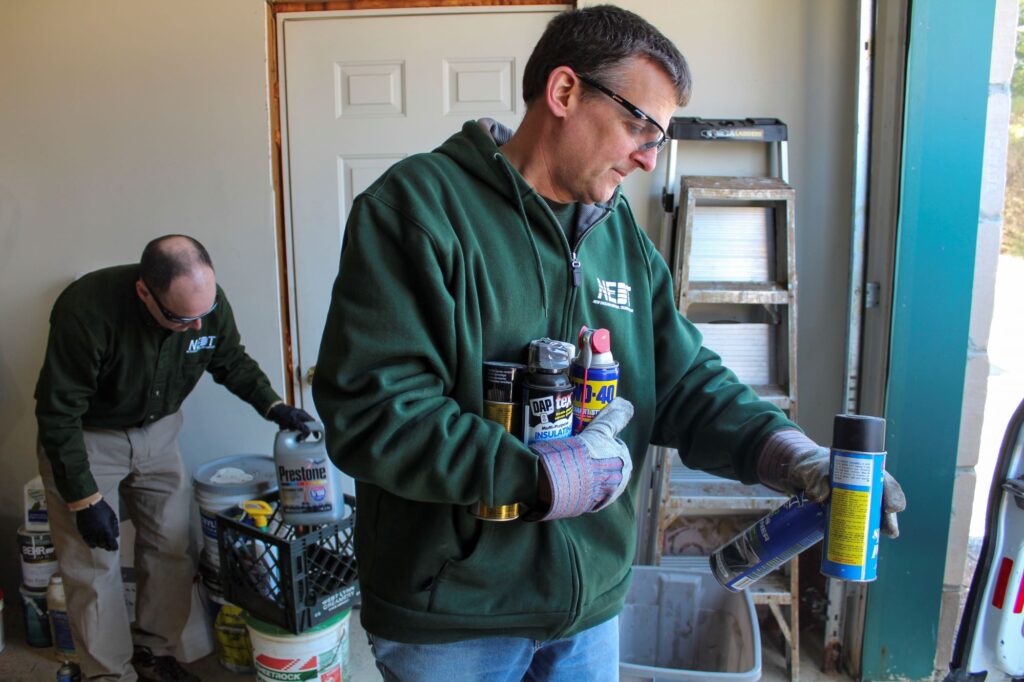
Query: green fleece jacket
[{"left": 312, "top": 120, "right": 796, "bottom": 643}]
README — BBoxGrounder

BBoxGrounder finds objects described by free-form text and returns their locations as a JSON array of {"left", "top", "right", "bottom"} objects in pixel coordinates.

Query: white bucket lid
[{"left": 193, "top": 454, "right": 277, "bottom": 496}]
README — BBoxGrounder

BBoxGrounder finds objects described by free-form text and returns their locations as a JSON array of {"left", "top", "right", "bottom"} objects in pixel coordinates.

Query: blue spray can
[
  {"left": 820, "top": 414, "right": 887, "bottom": 581},
  {"left": 709, "top": 493, "right": 826, "bottom": 592},
  {"left": 570, "top": 327, "right": 619, "bottom": 434}
]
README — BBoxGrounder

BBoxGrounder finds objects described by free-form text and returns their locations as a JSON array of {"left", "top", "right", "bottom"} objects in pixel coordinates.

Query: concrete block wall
[{"left": 934, "top": 0, "right": 1017, "bottom": 671}]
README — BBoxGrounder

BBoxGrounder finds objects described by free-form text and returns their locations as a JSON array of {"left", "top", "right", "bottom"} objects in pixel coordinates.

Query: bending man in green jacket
[
  {"left": 312, "top": 6, "right": 906, "bottom": 681},
  {"left": 35, "top": 234, "right": 312, "bottom": 682}
]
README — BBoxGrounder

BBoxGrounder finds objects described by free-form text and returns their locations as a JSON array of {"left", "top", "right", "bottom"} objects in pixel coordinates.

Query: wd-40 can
[
  {"left": 471, "top": 361, "right": 527, "bottom": 521},
  {"left": 570, "top": 326, "right": 619, "bottom": 434},
  {"left": 709, "top": 492, "right": 826, "bottom": 592},
  {"left": 821, "top": 414, "right": 887, "bottom": 581},
  {"left": 522, "top": 339, "right": 575, "bottom": 445}
]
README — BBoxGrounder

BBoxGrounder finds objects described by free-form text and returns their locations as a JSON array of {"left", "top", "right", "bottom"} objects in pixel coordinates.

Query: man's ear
[
  {"left": 135, "top": 278, "right": 148, "bottom": 301},
  {"left": 545, "top": 66, "right": 579, "bottom": 120}
]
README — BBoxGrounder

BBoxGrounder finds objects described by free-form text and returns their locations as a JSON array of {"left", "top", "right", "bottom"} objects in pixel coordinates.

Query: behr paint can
[
  {"left": 18, "top": 526, "right": 58, "bottom": 589},
  {"left": 471, "top": 361, "right": 527, "bottom": 521},
  {"left": 821, "top": 414, "right": 887, "bottom": 581}
]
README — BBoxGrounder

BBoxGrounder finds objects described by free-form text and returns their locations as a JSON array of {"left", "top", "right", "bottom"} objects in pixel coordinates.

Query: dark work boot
[{"left": 131, "top": 646, "right": 200, "bottom": 682}]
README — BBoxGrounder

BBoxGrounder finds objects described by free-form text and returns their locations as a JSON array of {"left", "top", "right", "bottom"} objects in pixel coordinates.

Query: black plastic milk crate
[{"left": 216, "top": 493, "right": 358, "bottom": 635}]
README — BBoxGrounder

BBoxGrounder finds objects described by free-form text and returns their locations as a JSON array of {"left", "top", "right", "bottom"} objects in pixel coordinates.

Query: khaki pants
[{"left": 39, "top": 412, "right": 193, "bottom": 682}]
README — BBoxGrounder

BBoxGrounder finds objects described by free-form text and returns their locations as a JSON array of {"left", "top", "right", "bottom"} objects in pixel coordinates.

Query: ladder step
[
  {"left": 682, "top": 175, "right": 794, "bottom": 197},
  {"left": 666, "top": 465, "right": 788, "bottom": 513},
  {"left": 683, "top": 282, "right": 790, "bottom": 305}
]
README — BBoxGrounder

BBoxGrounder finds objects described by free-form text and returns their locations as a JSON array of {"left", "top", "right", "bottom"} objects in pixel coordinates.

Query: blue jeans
[{"left": 367, "top": 616, "right": 619, "bottom": 682}]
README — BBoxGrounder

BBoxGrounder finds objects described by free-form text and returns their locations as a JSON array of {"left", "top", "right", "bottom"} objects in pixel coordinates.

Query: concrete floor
[{"left": 0, "top": 605, "right": 849, "bottom": 681}]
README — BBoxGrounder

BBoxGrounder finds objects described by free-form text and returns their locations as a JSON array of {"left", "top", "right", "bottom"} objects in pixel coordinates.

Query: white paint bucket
[
  {"left": 192, "top": 455, "right": 277, "bottom": 569},
  {"left": 246, "top": 610, "right": 350, "bottom": 682},
  {"left": 18, "top": 526, "right": 58, "bottom": 589}
]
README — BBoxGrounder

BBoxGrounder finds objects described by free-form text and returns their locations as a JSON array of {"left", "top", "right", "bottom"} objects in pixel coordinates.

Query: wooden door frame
[{"left": 264, "top": 0, "right": 570, "bottom": 403}]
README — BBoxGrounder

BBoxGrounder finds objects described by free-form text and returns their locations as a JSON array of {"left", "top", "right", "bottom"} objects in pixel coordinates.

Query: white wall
[
  {"left": 0, "top": 0, "right": 283, "bottom": 595},
  {"left": 585, "top": 0, "right": 858, "bottom": 444}
]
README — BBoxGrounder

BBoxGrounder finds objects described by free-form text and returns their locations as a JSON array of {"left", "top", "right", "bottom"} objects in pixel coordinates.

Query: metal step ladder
[{"left": 640, "top": 117, "right": 800, "bottom": 681}]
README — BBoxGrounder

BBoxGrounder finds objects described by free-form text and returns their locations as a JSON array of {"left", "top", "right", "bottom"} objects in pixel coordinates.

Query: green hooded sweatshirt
[{"left": 313, "top": 120, "right": 796, "bottom": 644}]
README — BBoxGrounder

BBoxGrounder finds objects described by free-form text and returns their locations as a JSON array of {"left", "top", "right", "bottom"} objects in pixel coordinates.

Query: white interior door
[{"left": 281, "top": 8, "right": 561, "bottom": 418}]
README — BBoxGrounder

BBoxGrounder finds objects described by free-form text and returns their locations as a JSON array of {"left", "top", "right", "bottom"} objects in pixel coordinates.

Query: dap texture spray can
[
  {"left": 522, "top": 339, "right": 575, "bottom": 445},
  {"left": 471, "top": 361, "right": 527, "bottom": 521},
  {"left": 570, "top": 327, "right": 619, "bottom": 434},
  {"left": 821, "top": 414, "right": 887, "bottom": 581},
  {"left": 709, "top": 493, "right": 826, "bottom": 592}
]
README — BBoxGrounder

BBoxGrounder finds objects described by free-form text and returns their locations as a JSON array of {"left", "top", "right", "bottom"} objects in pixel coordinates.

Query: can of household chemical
[
  {"left": 821, "top": 414, "right": 887, "bottom": 581},
  {"left": 521, "top": 339, "right": 575, "bottom": 445},
  {"left": 24, "top": 475, "right": 49, "bottom": 532},
  {"left": 55, "top": 661, "right": 81, "bottom": 682},
  {"left": 274, "top": 423, "right": 346, "bottom": 526},
  {"left": 18, "top": 526, "right": 58, "bottom": 589},
  {"left": 709, "top": 492, "right": 826, "bottom": 592},
  {"left": 471, "top": 361, "right": 527, "bottom": 521},
  {"left": 47, "top": 574, "right": 76, "bottom": 662},
  {"left": 19, "top": 584, "right": 51, "bottom": 648},
  {"left": 570, "top": 326, "right": 619, "bottom": 434}
]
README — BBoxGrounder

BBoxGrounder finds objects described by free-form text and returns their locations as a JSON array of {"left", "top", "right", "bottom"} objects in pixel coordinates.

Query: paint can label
[
  {"left": 19, "top": 586, "right": 51, "bottom": 648},
  {"left": 821, "top": 449, "right": 886, "bottom": 581},
  {"left": 18, "top": 527, "right": 58, "bottom": 589}
]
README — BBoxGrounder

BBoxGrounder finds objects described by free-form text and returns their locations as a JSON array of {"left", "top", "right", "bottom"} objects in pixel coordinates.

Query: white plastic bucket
[
  {"left": 192, "top": 455, "right": 277, "bottom": 568},
  {"left": 246, "top": 610, "right": 350, "bottom": 682}
]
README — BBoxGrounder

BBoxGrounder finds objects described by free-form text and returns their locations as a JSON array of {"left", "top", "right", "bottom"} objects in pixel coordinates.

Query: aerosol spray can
[
  {"left": 471, "top": 361, "right": 527, "bottom": 521},
  {"left": 570, "top": 327, "right": 619, "bottom": 434},
  {"left": 820, "top": 414, "right": 887, "bottom": 581},
  {"left": 522, "top": 339, "right": 575, "bottom": 445},
  {"left": 709, "top": 492, "right": 826, "bottom": 592}
]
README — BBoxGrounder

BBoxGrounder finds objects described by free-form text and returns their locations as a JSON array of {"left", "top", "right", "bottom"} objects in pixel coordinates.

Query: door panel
[{"left": 281, "top": 9, "right": 559, "bottom": 417}]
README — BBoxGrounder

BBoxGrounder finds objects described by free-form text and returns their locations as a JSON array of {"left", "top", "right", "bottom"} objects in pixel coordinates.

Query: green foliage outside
[{"left": 1005, "top": 2, "right": 1024, "bottom": 256}]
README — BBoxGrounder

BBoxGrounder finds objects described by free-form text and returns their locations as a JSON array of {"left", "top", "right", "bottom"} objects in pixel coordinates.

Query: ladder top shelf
[{"left": 681, "top": 175, "right": 794, "bottom": 196}]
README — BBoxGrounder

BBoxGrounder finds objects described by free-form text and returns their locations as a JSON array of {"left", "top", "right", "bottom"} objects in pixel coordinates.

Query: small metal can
[{"left": 56, "top": 661, "right": 82, "bottom": 682}]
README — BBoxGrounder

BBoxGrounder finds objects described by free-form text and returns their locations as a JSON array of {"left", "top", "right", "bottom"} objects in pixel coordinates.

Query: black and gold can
[{"left": 470, "top": 361, "right": 527, "bottom": 521}]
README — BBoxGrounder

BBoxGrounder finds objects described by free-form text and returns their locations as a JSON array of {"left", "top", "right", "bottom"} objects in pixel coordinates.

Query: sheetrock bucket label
[{"left": 254, "top": 648, "right": 339, "bottom": 681}]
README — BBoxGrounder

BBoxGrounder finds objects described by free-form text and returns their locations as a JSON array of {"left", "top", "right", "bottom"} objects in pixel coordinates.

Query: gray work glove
[
  {"left": 757, "top": 429, "right": 907, "bottom": 538},
  {"left": 76, "top": 499, "right": 120, "bottom": 551},
  {"left": 529, "top": 397, "right": 634, "bottom": 520}
]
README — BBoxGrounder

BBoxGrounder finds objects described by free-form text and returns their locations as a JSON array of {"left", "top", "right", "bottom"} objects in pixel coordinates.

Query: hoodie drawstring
[{"left": 495, "top": 153, "right": 549, "bottom": 317}]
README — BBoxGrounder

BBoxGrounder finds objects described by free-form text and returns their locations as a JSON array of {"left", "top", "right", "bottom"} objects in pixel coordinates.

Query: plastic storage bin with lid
[{"left": 619, "top": 564, "right": 761, "bottom": 682}]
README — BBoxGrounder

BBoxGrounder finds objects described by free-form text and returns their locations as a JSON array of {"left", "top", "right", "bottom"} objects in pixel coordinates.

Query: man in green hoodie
[
  {"left": 35, "top": 234, "right": 313, "bottom": 681},
  {"left": 313, "top": 5, "right": 906, "bottom": 680}
]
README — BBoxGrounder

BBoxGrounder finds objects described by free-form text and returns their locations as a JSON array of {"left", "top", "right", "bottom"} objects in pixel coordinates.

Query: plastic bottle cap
[
  {"left": 832, "top": 414, "right": 886, "bottom": 452},
  {"left": 589, "top": 328, "right": 611, "bottom": 354}
]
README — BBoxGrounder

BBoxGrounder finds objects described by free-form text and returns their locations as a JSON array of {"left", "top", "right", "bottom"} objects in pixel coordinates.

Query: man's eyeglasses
[
  {"left": 145, "top": 281, "right": 219, "bottom": 324},
  {"left": 576, "top": 74, "right": 669, "bottom": 154}
]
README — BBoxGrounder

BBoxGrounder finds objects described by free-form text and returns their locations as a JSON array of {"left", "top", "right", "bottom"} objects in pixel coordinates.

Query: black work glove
[
  {"left": 76, "top": 499, "right": 120, "bottom": 551},
  {"left": 268, "top": 403, "right": 315, "bottom": 441}
]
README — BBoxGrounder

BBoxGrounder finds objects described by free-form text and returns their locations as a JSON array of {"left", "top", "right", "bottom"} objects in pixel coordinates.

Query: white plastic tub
[{"left": 619, "top": 564, "right": 761, "bottom": 681}]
